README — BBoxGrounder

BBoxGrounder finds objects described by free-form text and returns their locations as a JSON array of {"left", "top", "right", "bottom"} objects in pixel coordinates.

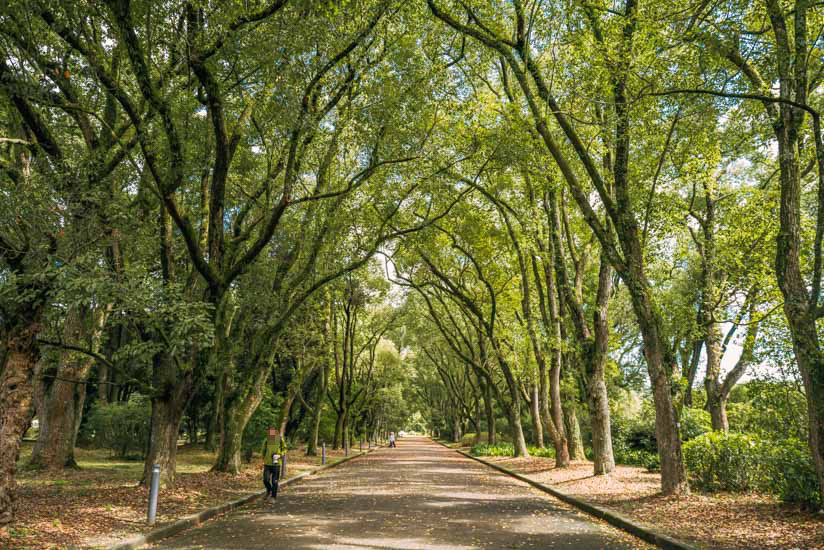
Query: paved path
[{"left": 155, "top": 437, "right": 648, "bottom": 549}]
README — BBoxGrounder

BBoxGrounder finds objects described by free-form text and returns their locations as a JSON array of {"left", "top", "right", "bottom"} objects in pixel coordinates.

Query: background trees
[{"left": 1, "top": 0, "right": 823, "bottom": 525}]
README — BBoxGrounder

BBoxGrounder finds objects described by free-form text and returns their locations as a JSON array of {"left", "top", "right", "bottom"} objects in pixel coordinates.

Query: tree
[{"left": 427, "top": 0, "right": 691, "bottom": 494}]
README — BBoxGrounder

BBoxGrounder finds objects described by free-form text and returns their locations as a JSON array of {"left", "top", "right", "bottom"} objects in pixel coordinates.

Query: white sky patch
[
  {"left": 726, "top": 157, "right": 752, "bottom": 177},
  {"left": 762, "top": 140, "right": 779, "bottom": 160}
]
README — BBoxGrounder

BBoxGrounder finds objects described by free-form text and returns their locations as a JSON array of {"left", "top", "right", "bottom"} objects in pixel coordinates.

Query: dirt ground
[
  {"left": 0, "top": 442, "right": 356, "bottom": 549},
  {"left": 481, "top": 455, "right": 824, "bottom": 550},
  {"left": 153, "top": 437, "right": 652, "bottom": 549}
]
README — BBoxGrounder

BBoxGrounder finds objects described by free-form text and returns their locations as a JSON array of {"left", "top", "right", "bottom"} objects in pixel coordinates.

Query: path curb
[
  {"left": 108, "top": 447, "right": 381, "bottom": 550},
  {"left": 439, "top": 441, "right": 696, "bottom": 550}
]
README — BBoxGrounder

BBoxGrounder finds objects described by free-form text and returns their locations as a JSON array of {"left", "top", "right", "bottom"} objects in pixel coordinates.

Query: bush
[
  {"left": 680, "top": 407, "right": 712, "bottom": 441},
  {"left": 529, "top": 445, "right": 555, "bottom": 458},
  {"left": 644, "top": 452, "right": 660, "bottom": 472},
  {"left": 469, "top": 443, "right": 556, "bottom": 458},
  {"left": 470, "top": 443, "right": 515, "bottom": 456},
  {"left": 86, "top": 400, "right": 151, "bottom": 458},
  {"left": 683, "top": 432, "right": 767, "bottom": 492},
  {"left": 614, "top": 448, "right": 657, "bottom": 469},
  {"left": 683, "top": 433, "right": 820, "bottom": 510},
  {"left": 765, "top": 438, "right": 821, "bottom": 511}
]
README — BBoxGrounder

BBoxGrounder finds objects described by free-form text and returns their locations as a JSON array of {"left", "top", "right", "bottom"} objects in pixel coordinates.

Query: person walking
[
  {"left": 261, "top": 427, "right": 286, "bottom": 503},
  {"left": 389, "top": 431, "right": 396, "bottom": 448}
]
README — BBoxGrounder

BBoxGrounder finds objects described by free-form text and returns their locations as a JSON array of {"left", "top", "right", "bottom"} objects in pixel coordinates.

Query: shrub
[
  {"left": 86, "top": 400, "right": 151, "bottom": 458},
  {"left": 529, "top": 446, "right": 555, "bottom": 458},
  {"left": 614, "top": 448, "right": 657, "bottom": 469},
  {"left": 765, "top": 438, "right": 821, "bottom": 511},
  {"left": 679, "top": 407, "right": 712, "bottom": 441},
  {"left": 470, "top": 443, "right": 515, "bottom": 456},
  {"left": 644, "top": 453, "right": 660, "bottom": 472},
  {"left": 683, "top": 433, "right": 820, "bottom": 510},
  {"left": 469, "top": 443, "right": 556, "bottom": 458},
  {"left": 683, "top": 431, "right": 767, "bottom": 492}
]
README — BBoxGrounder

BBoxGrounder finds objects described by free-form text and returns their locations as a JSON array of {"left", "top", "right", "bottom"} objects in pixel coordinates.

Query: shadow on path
[{"left": 154, "top": 437, "right": 646, "bottom": 549}]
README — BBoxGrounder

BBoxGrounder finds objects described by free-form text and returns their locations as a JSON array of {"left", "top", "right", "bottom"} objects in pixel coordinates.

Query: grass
[
  {"left": 17, "top": 442, "right": 223, "bottom": 482},
  {"left": 7, "top": 440, "right": 357, "bottom": 549}
]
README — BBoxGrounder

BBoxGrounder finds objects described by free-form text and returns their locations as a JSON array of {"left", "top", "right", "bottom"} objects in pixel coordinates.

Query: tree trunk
[
  {"left": 550, "top": 352, "right": 570, "bottom": 466},
  {"left": 530, "top": 382, "right": 544, "bottom": 448},
  {"left": 544, "top": 228, "right": 570, "bottom": 466},
  {"left": 704, "top": 318, "right": 729, "bottom": 432},
  {"left": 537, "top": 353, "right": 555, "bottom": 447},
  {"left": 278, "top": 384, "right": 297, "bottom": 436},
  {"left": 212, "top": 365, "right": 268, "bottom": 473},
  {"left": 588, "top": 376, "right": 615, "bottom": 474},
  {"left": 343, "top": 416, "right": 351, "bottom": 455},
  {"left": 452, "top": 415, "right": 462, "bottom": 443},
  {"left": 505, "top": 401, "right": 529, "bottom": 456},
  {"left": 141, "top": 352, "right": 194, "bottom": 488},
  {"left": 144, "top": 396, "right": 187, "bottom": 487},
  {"left": 588, "top": 253, "right": 615, "bottom": 474},
  {"left": 333, "top": 406, "right": 345, "bottom": 449},
  {"left": 473, "top": 397, "right": 482, "bottom": 445},
  {"left": 0, "top": 325, "right": 40, "bottom": 524},
  {"left": 649, "top": 353, "right": 689, "bottom": 495},
  {"left": 565, "top": 403, "right": 586, "bottom": 460},
  {"left": 497, "top": 361, "right": 528, "bottom": 456},
  {"left": 29, "top": 359, "right": 91, "bottom": 470},
  {"left": 97, "top": 362, "right": 109, "bottom": 405},
  {"left": 31, "top": 306, "right": 106, "bottom": 470},
  {"left": 306, "top": 365, "right": 327, "bottom": 456},
  {"left": 482, "top": 378, "right": 495, "bottom": 444},
  {"left": 790, "top": 323, "right": 824, "bottom": 508},
  {"left": 205, "top": 370, "right": 226, "bottom": 451}
]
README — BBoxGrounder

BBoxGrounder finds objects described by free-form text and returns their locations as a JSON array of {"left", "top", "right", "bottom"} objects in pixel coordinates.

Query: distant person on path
[
  {"left": 389, "top": 431, "right": 396, "bottom": 448},
  {"left": 261, "top": 427, "right": 286, "bottom": 503}
]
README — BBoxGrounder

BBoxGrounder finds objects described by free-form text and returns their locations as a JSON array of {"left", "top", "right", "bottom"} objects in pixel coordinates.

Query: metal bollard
[
  {"left": 322, "top": 441, "right": 326, "bottom": 465},
  {"left": 147, "top": 464, "right": 160, "bottom": 525}
]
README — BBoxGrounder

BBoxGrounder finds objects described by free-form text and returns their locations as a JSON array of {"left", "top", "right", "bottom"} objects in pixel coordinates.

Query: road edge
[
  {"left": 108, "top": 446, "right": 381, "bottom": 550},
  {"left": 435, "top": 441, "right": 697, "bottom": 550}
]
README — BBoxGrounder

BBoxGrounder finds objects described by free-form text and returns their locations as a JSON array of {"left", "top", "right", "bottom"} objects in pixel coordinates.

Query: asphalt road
[{"left": 153, "top": 436, "right": 648, "bottom": 549}]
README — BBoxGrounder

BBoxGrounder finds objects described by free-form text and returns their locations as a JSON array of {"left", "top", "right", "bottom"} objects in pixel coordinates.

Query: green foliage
[
  {"left": 727, "top": 381, "right": 808, "bottom": 442},
  {"left": 469, "top": 443, "right": 514, "bottom": 457},
  {"left": 767, "top": 438, "right": 821, "bottom": 511},
  {"left": 613, "top": 400, "right": 709, "bottom": 454},
  {"left": 611, "top": 397, "right": 710, "bottom": 470},
  {"left": 643, "top": 453, "right": 661, "bottom": 473},
  {"left": 242, "top": 389, "right": 282, "bottom": 462},
  {"left": 679, "top": 407, "right": 713, "bottom": 441},
  {"left": 86, "top": 400, "right": 151, "bottom": 459},
  {"left": 469, "top": 443, "right": 555, "bottom": 458},
  {"left": 683, "top": 433, "right": 820, "bottom": 511},
  {"left": 683, "top": 432, "right": 767, "bottom": 492},
  {"left": 528, "top": 446, "right": 556, "bottom": 459}
]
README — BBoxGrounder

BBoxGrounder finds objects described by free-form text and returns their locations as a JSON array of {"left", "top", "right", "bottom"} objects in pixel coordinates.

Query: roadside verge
[
  {"left": 109, "top": 446, "right": 381, "bottom": 550},
  {"left": 436, "top": 440, "right": 696, "bottom": 550}
]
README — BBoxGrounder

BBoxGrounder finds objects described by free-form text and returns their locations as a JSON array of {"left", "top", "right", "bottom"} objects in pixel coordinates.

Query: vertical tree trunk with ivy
[
  {"left": 31, "top": 306, "right": 107, "bottom": 470},
  {"left": 0, "top": 324, "right": 41, "bottom": 524}
]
